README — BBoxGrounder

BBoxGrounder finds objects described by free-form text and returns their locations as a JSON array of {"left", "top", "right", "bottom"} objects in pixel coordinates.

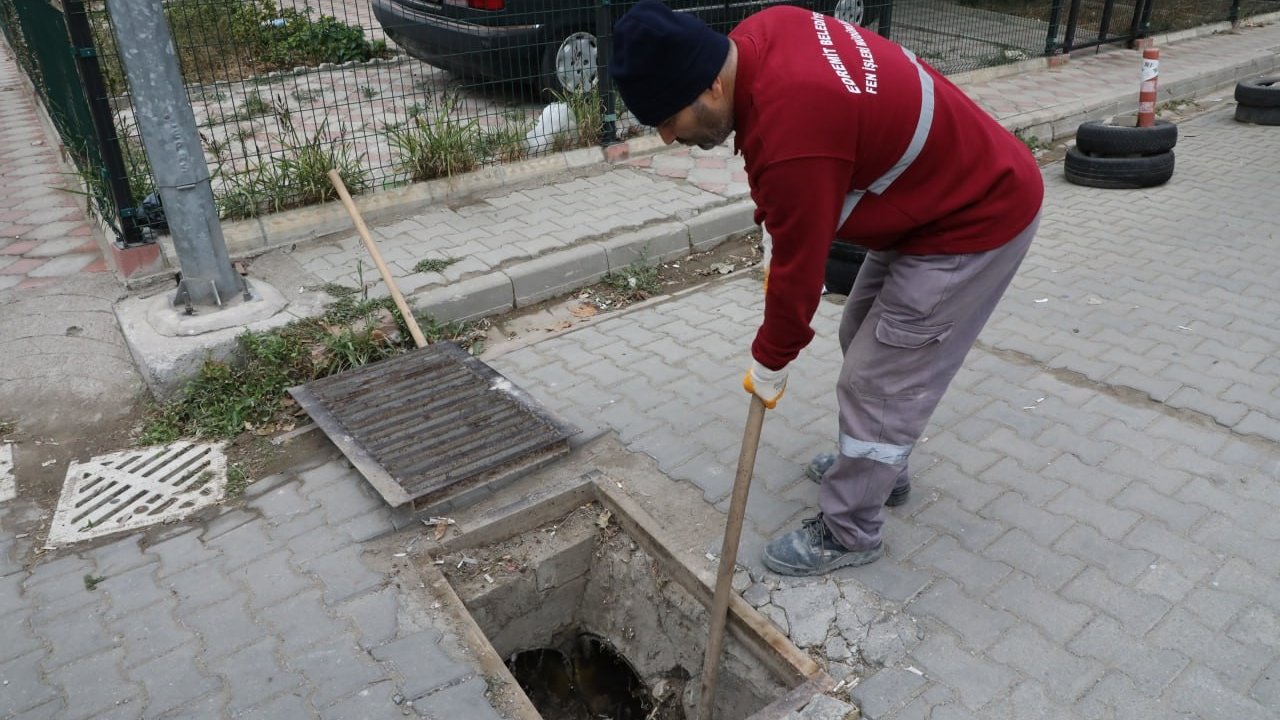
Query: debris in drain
[{"left": 508, "top": 633, "right": 683, "bottom": 719}]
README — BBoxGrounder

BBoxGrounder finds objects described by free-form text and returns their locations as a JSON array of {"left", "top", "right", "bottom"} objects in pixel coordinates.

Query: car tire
[
  {"left": 1074, "top": 119, "right": 1177, "bottom": 156},
  {"left": 1063, "top": 146, "right": 1174, "bottom": 189},
  {"left": 541, "top": 30, "right": 598, "bottom": 95},
  {"left": 825, "top": 242, "right": 866, "bottom": 295},
  {"left": 1234, "top": 103, "right": 1280, "bottom": 126},
  {"left": 1234, "top": 76, "right": 1280, "bottom": 108},
  {"left": 828, "top": 0, "right": 881, "bottom": 27}
]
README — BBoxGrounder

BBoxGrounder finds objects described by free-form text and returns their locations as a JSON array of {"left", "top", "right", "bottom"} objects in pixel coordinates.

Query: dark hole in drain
[
  {"left": 508, "top": 632, "right": 685, "bottom": 720},
  {"left": 441, "top": 503, "right": 790, "bottom": 718}
]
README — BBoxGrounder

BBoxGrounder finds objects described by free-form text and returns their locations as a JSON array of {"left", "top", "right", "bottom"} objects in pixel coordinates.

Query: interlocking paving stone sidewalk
[
  {"left": 0, "top": 47, "right": 104, "bottom": 297},
  {"left": 292, "top": 169, "right": 730, "bottom": 296},
  {"left": 488, "top": 104, "right": 1280, "bottom": 718},
  {"left": 1, "top": 16, "right": 1278, "bottom": 720},
  {"left": 0, "top": 453, "right": 502, "bottom": 719}
]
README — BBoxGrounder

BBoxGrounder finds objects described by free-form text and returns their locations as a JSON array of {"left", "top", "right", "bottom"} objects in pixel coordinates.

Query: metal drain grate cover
[
  {"left": 290, "top": 342, "right": 577, "bottom": 508},
  {"left": 47, "top": 441, "right": 227, "bottom": 544}
]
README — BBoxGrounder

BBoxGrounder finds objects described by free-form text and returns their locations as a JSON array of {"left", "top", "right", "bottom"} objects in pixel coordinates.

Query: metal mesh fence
[
  {"left": 5, "top": 0, "right": 1270, "bottom": 237},
  {"left": 89, "top": 0, "right": 643, "bottom": 230},
  {"left": 0, "top": 0, "right": 116, "bottom": 225}
]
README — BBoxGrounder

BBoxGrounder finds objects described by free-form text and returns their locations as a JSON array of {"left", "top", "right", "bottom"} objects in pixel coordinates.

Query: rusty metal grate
[{"left": 290, "top": 342, "right": 577, "bottom": 508}]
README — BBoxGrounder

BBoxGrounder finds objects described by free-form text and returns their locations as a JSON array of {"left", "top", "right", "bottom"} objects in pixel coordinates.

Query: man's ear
[{"left": 705, "top": 75, "right": 725, "bottom": 102}]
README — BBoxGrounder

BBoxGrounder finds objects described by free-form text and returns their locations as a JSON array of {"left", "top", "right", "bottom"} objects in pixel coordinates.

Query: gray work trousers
[{"left": 819, "top": 214, "right": 1040, "bottom": 551}]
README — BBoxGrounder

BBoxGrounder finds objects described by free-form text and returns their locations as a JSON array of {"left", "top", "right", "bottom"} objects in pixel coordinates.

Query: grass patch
[
  {"left": 83, "top": 574, "right": 107, "bottom": 591},
  {"left": 579, "top": 254, "right": 662, "bottom": 312},
  {"left": 215, "top": 107, "right": 369, "bottom": 219},
  {"left": 604, "top": 258, "right": 661, "bottom": 301},
  {"left": 550, "top": 86, "right": 603, "bottom": 152},
  {"left": 234, "top": 91, "right": 275, "bottom": 121},
  {"left": 1015, "top": 130, "right": 1045, "bottom": 152},
  {"left": 94, "top": 0, "right": 391, "bottom": 94},
  {"left": 413, "top": 257, "right": 458, "bottom": 274},
  {"left": 478, "top": 113, "right": 533, "bottom": 164},
  {"left": 0, "top": 419, "right": 13, "bottom": 435},
  {"left": 387, "top": 89, "right": 484, "bottom": 181},
  {"left": 139, "top": 287, "right": 487, "bottom": 443},
  {"left": 1158, "top": 98, "right": 1196, "bottom": 113},
  {"left": 361, "top": 85, "right": 380, "bottom": 99},
  {"left": 291, "top": 88, "right": 324, "bottom": 104},
  {"left": 226, "top": 464, "right": 250, "bottom": 497}
]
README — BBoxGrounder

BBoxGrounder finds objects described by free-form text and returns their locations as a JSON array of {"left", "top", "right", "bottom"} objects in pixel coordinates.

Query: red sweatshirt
[{"left": 731, "top": 7, "right": 1044, "bottom": 370}]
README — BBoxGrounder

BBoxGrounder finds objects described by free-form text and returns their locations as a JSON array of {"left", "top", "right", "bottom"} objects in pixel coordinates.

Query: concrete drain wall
[{"left": 432, "top": 492, "right": 818, "bottom": 720}]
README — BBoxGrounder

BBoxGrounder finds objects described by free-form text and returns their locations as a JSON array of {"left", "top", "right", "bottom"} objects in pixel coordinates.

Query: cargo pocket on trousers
[
  {"left": 875, "top": 315, "right": 953, "bottom": 348},
  {"left": 864, "top": 315, "right": 954, "bottom": 397}
]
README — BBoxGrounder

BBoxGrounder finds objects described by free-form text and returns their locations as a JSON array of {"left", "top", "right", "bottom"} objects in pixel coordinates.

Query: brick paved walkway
[
  {"left": 0, "top": 46, "right": 104, "bottom": 296},
  {"left": 3, "top": 15, "right": 1280, "bottom": 720},
  {"left": 489, "top": 104, "right": 1280, "bottom": 718},
  {"left": 0, "top": 449, "right": 506, "bottom": 719}
]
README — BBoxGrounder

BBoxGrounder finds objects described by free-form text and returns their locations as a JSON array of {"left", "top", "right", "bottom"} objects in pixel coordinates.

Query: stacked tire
[
  {"left": 1064, "top": 119, "right": 1177, "bottom": 189},
  {"left": 1234, "top": 76, "right": 1280, "bottom": 126}
]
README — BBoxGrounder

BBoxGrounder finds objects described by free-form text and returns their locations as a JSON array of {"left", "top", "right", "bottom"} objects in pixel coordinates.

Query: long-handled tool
[
  {"left": 696, "top": 394, "right": 767, "bottom": 719},
  {"left": 327, "top": 169, "right": 428, "bottom": 349}
]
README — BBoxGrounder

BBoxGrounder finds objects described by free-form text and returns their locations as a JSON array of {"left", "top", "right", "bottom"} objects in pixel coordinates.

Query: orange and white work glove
[{"left": 743, "top": 360, "right": 788, "bottom": 409}]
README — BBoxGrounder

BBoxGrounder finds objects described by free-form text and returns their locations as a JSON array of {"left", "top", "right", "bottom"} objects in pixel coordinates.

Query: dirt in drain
[{"left": 508, "top": 632, "right": 685, "bottom": 720}]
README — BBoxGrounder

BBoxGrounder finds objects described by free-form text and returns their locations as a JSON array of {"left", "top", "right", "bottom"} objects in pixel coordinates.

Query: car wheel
[
  {"left": 1234, "top": 76, "right": 1280, "bottom": 108},
  {"left": 1063, "top": 146, "right": 1174, "bottom": 189},
  {"left": 1234, "top": 103, "right": 1280, "bottom": 126},
  {"left": 543, "top": 30, "right": 598, "bottom": 95},
  {"left": 830, "top": 0, "right": 879, "bottom": 27},
  {"left": 1074, "top": 119, "right": 1177, "bottom": 156}
]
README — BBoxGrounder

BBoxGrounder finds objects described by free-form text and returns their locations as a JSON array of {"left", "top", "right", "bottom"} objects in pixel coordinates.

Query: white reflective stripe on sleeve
[
  {"left": 868, "top": 48, "right": 935, "bottom": 195},
  {"left": 838, "top": 190, "right": 866, "bottom": 228},
  {"left": 840, "top": 433, "right": 912, "bottom": 465}
]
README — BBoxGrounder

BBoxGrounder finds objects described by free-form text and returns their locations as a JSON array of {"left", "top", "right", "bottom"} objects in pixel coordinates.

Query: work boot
[
  {"left": 805, "top": 453, "right": 911, "bottom": 506},
  {"left": 762, "top": 514, "right": 883, "bottom": 576}
]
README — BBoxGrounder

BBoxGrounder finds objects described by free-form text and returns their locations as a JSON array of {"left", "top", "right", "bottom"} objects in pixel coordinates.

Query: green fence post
[
  {"left": 1045, "top": 0, "right": 1065, "bottom": 56},
  {"left": 596, "top": 0, "right": 619, "bottom": 147},
  {"left": 63, "top": 0, "right": 145, "bottom": 246},
  {"left": 877, "top": 0, "right": 894, "bottom": 39}
]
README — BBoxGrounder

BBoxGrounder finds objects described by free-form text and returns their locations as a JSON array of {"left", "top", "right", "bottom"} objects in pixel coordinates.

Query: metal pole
[
  {"left": 105, "top": 0, "right": 240, "bottom": 307},
  {"left": 596, "top": 0, "right": 619, "bottom": 146},
  {"left": 1045, "top": 0, "right": 1065, "bottom": 56},
  {"left": 1062, "top": 0, "right": 1084, "bottom": 55},
  {"left": 877, "top": 0, "right": 894, "bottom": 39},
  {"left": 1137, "top": 0, "right": 1155, "bottom": 39},
  {"left": 1096, "top": 0, "right": 1116, "bottom": 47},
  {"left": 63, "top": 0, "right": 145, "bottom": 247}
]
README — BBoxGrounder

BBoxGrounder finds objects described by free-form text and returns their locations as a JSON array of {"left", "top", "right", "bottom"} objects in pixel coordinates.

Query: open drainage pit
[{"left": 431, "top": 501, "right": 805, "bottom": 719}]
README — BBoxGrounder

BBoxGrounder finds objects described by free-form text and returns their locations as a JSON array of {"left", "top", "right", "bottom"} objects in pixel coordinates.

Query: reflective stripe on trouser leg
[
  {"left": 819, "top": 213, "right": 1041, "bottom": 551},
  {"left": 839, "top": 434, "right": 912, "bottom": 465}
]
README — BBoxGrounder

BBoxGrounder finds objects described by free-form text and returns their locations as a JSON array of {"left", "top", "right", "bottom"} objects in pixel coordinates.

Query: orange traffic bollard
[{"left": 1138, "top": 48, "right": 1160, "bottom": 127}]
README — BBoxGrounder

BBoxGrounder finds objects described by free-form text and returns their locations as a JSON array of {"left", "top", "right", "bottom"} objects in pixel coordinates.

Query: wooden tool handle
[
  {"left": 327, "top": 169, "right": 429, "bottom": 349},
  {"left": 697, "top": 395, "right": 767, "bottom": 719}
]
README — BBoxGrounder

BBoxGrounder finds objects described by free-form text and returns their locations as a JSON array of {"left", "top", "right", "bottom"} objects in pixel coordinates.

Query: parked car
[{"left": 372, "top": 0, "right": 882, "bottom": 94}]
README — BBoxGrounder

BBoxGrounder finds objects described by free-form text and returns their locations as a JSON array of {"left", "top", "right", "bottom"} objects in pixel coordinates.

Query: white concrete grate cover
[
  {"left": 48, "top": 441, "right": 227, "bottom": 544},
  {"left": 0, "top": 443, "right": 14, "bottom": 503}
]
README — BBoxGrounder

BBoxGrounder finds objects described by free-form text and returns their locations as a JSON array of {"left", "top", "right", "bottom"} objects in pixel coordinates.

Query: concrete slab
[{"left": 115, "top": 278, "right": 322, "bottom": 399}]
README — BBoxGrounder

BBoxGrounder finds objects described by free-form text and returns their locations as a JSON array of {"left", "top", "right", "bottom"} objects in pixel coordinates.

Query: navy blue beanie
[{"left": 609, "top": 0, "right": 730, "bottom": 127}]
